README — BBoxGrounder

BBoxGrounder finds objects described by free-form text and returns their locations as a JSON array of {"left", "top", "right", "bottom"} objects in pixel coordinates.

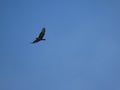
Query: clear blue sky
[{"left": 0, "top": 0, "right": 120, "bottom": 90}]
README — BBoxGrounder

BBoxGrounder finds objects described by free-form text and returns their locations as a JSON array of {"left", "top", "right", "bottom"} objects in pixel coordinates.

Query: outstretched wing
[
  {"left": 32, "top": 38, "right": 39, "bottom": 43},
  {"left": 39, "top": 28, "right": 45, "bottom": 39}
]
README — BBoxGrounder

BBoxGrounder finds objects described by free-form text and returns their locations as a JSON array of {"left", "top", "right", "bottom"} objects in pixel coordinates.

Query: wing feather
[{"left": 39, "top": 28, "right": 45, "bottom": 39}]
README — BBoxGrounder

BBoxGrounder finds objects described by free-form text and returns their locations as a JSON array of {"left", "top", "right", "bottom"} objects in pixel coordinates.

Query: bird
[{"left": 31, "top": 27, "right": 46, "bottom": 44}]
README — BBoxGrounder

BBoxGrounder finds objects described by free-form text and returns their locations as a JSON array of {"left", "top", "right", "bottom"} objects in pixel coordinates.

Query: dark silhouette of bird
[{"left": 31, "top": 27, "right": 46, "bottom": 44}]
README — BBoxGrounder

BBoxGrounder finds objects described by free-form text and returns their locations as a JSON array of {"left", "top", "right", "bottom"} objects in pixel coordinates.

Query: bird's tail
[{"left": 42, "top": 39, "right": 46, "bottom": 40}]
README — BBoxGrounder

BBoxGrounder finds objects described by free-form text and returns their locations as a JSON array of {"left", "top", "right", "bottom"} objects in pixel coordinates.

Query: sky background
[{"left": 0, "top": 0, "right": 120, "bottom": 90}]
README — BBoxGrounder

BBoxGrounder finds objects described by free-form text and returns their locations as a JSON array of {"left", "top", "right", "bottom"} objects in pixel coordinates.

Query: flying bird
[{"left": 31, "top": 27, "right": 46, "bottom": 44}]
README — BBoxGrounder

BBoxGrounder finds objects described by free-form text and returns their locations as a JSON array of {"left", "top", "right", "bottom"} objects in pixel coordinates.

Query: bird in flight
[{"left": 31, "top": 27, "right": 46, "bottom": 44}]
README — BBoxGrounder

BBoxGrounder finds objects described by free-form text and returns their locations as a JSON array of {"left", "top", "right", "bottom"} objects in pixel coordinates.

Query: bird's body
[{"left": 32, "top": 28, "right": 46, "bottom": 44}]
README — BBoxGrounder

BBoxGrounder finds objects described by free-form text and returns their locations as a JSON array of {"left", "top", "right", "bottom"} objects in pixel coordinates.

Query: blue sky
[{"left": 0, "top": 0, "right": 120, "bottom": 90}]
